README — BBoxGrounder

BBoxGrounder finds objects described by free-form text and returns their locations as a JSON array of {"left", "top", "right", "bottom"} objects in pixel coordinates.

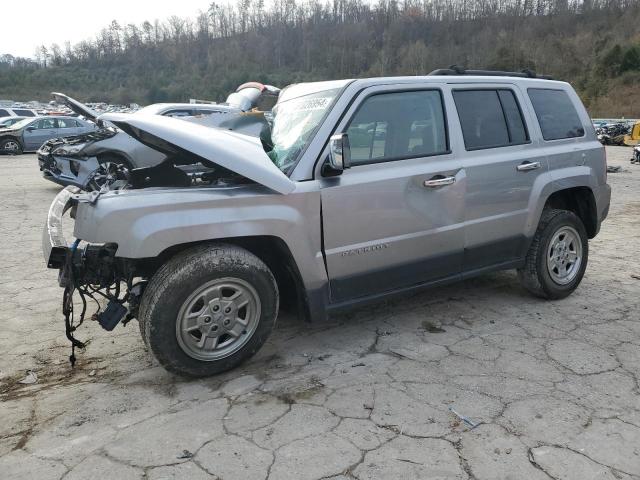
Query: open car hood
[
  {"left": 99, "top": 113, "right": 295, "bottom": 195},
  {"left": 52, "top": 92, "right": 99, "bottom": 123}
]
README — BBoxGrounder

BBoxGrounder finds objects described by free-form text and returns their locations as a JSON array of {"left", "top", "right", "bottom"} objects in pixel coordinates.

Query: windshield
[
  {"left": 265, "top": 88, "right": 341, "bottom": 173},
  {"left": 7, "top": 118, "right": 34, "bottom": 130}
]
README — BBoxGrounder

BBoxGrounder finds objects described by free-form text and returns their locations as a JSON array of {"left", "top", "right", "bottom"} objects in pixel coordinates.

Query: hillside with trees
[{"left": 1, "top": 0, "right": 639, "bottom": 116}]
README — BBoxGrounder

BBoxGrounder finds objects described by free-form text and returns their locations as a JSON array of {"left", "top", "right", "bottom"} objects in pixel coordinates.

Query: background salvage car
[
  {"left": 0, "top": 116, "right": 27, "bottom": 128},
  {"left": 38, "top": 83, "right": 280, "bottom": 190},
  {"left": 0, "top": 116, "right": 96, "bottom": 154},
  {"left": 0, "top": 106, "right": 38, "bottom": 117},
  {"left": 43, "top": 70, "right": 610, "bottom": 377}
]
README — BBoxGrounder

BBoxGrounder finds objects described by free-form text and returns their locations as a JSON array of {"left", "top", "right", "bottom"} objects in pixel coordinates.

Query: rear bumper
[
  {"left": 592, "top": 183, "right": 611, "bottom": 238},
  {"left": 598, "top": 183, "right": 611, "bottom": 222},
  {"left": 43, "top": 186, "right": 80, "bottom": 269}
]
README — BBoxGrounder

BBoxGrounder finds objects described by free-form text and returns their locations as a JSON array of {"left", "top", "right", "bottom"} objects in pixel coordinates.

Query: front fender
[
  {"left": 73, "top": 183, "right": 327, "bottom": 291},
  {"left": 84, "top": 132, "right": 165, "bottom": 167}
]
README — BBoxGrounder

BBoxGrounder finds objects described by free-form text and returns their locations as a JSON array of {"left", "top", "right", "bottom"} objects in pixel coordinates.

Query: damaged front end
[
  {"left": 43, "top": 111, "right": 296, "bottom": 364},
  {"left": 44, "top": 186, "right": 146, "bottom": 364},
  {"left": 38, "top": 128, "right": 119, "bottom": 188}
]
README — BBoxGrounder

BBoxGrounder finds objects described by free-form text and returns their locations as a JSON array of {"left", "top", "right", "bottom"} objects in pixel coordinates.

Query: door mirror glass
[{"left": 328, "top": 133, "right": 351, "bottom": 172}]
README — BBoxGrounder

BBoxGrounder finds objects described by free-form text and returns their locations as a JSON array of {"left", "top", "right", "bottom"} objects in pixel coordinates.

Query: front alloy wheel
[
  {"left": 138, "top": 244, "right": 279, "bottom": 377},
  {"left": 176, "top": 278, "right": 261, "bottom": 361},
  {"left": 1, "top": 139, "right": 22, "bottom": 155}
]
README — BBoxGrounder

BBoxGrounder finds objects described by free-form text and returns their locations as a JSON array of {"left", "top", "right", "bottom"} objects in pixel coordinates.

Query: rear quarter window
[
  {"left": 528, "top": 88, "right": 585, "bottom": 141},
  {"left": 57, "top": 118, "right": 76, "bottom": 128}
]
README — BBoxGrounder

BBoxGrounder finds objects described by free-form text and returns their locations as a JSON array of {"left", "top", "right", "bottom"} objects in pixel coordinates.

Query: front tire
[
  {"left": 0, "top": 138, "right": 23, "bottom": 155},
  {"left": 138, "top": 244, "right": 279, "bottom": 377},
  {"left": 517, "top": 209, "right": 589, "bottom": 299},
  {"left": 86, "top": 154, "right": 131, "bottom": 191}
]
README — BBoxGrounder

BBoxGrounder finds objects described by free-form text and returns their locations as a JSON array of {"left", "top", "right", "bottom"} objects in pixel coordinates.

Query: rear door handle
[
  {"left": 517, "top": 161, "right": 541, "bottom": 172},
  {"left": 424, "top": 176, "right": 456, "bottom": 188}
]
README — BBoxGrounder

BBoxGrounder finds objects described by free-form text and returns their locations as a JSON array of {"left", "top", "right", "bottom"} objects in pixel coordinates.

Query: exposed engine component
[{"left": 81, "top": 156, "right": 250, "bottom": 199}]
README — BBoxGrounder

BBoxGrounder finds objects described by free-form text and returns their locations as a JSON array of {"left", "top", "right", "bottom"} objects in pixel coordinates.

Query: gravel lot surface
[{"left": 1, "top": 148, "right": 639, "bottom": 479}]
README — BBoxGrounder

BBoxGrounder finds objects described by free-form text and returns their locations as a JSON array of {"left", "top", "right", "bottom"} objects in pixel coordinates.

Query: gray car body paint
[{"left": 53, "top": 75, "right": 610, "bottom": 322}]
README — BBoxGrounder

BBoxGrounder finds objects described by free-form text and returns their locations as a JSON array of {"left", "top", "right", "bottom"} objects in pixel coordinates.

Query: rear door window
[
  {"left": 498, "top": 90, "right": 528, "bottom": 144},
  {"left": 57, "top": 118, "right": 76, "bottom": 128},
  {"left": 0, "top": 109, "right": 9, "bottom": 117},
  {"left": 453, "top": 89, "right": 529, "bottom": 150},
  {"left": 346, "top": 90, "right": 448, "bottom": 166},
  {"left": 35, "top": 118, "right": 57, "bottom": 129},
  {"left": 528, "top": 88, "right": 585, "bottom": 140}
]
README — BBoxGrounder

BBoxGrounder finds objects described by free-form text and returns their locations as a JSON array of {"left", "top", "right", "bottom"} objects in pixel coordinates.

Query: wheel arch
[
  {"left": 95, "top": 150, "right": 134, "bottom": 167},
  {"left": 147, "top": 236, "right": 313, "bottom": 323},
  {"left": 0, "top": 135, "right": 23, "bottom": 150},
  {"left": 543, "top": 186, "right": 598, "bottom": 238}
]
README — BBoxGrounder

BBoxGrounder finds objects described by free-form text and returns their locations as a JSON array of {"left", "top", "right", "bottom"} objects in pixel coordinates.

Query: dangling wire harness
[
  {"left": 62, "top": 239, "right": 85, "bottom": 366},
  {"left": 61, "top": 239, "right": 134, "bottom": 367}
]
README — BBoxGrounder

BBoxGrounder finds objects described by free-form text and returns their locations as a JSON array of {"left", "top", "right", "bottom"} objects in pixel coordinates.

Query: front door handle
[
  {"left": 424, "top": 176, "right": 456, "bottom": 188},
  {"left": 517, "top": 161, "right": 541, "bottom": 172}
]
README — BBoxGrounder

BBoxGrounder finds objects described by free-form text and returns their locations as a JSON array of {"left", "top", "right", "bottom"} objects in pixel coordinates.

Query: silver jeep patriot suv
[{"left": 43, "top": 68, "right": 611, "bottom": 377}]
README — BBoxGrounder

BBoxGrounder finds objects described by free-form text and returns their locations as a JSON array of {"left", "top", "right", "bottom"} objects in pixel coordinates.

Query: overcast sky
[{"left": 6, "top": 0, "right": 214, "bottom": 58}]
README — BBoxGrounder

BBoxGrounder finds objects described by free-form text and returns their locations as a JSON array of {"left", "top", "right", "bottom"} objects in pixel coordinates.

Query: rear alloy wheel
[
  {"left": 138, "top": 244, "right": 279, "bottom": 377},
  {"left": 518, "top": 209, "right": 588, "bottom": 299},
  {"left": 545, "top": 226, "right": 582, "bottom": 285},
  {"left": 0, "top": 138, "right": 23, "bottom": 155}
]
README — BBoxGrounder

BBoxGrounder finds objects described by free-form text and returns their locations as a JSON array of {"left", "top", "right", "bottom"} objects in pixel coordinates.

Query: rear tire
[
  {"left": 0, "top": 138, "right": 23, "bottom": 155},
  {"left": 517, "top": 209, "right": 589, "bottom": 299},
  {"left": 138, "top": 244, "right": 279, "bottom": 377}
]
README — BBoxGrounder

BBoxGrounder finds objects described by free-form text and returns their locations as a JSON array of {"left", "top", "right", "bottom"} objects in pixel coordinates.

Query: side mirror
[
  {"left": 328, "top": 133, "right": 351, "bottom": 172},
  {"left": 26, "top": 126, "right": 36, "bottom": 132}
]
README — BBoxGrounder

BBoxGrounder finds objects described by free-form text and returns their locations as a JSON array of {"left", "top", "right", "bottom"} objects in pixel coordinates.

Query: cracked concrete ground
[{"left": 1, "top": 147, "right": 639, "bottom": 479}]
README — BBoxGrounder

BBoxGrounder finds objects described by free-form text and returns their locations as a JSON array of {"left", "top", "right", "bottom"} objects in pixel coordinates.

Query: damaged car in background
[
  {"left": 38, "top": 82, "right": 280, "bottom": 190},
  {"left": 0, "top": 116, "right": 96, "bottom": 154},
  {"left": 43, "top": 72, "right": 611, "bottom": 377}
]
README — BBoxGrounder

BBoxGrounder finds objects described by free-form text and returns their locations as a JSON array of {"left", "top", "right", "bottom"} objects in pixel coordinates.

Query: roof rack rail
[{"left": 429, "top": 65, "right": 553, "bottom": 80}]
